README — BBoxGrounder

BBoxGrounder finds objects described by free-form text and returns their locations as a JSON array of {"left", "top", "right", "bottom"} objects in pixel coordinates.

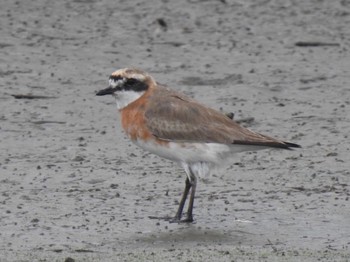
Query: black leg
[
  {"left": 171, "top": 177, "right": 191, "bottom": 222},
  {"left": 185, "top": 175, "right": 197, "bottom": 222}
]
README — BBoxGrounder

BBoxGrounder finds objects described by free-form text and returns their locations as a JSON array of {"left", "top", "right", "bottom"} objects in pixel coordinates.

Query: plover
[{"left": 96, "top": 68, "right": 300, "bottom": 222}]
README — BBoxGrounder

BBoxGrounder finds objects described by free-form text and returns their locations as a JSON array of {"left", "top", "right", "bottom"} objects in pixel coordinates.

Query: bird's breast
[{"left": 120, "top": 100, "right": 169, "bottom": 148}]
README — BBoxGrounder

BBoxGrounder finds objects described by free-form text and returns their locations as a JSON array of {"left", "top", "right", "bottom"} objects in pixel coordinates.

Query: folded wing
[{"left": 144, "top": 87, "right": 300, "bottom": 149}]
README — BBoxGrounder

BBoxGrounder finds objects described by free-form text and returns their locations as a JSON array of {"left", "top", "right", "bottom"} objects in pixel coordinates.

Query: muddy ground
[{"left": 1, "top": 0, "right": 350, "bottom": 261}]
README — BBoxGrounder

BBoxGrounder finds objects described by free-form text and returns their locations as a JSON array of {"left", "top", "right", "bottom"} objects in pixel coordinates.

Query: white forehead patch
[{"left": 109, "top": 78, "right": 126, "bottom": 88}]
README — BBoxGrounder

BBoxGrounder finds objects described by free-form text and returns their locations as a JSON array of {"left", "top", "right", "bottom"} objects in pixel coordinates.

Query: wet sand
[{"left": 0, "top": 0, "right": 349, "bottom": 261}]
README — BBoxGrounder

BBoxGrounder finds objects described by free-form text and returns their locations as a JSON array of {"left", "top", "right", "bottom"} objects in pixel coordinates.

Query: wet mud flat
[{"left": 1, "top": 0, "right": 349, "bottom": 261}]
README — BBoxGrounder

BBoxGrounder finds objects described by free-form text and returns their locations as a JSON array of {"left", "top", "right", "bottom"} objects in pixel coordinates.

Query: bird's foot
[
  {"left": 169, "top": 215, "right": 194, "bottom": 224},
  {"left": 149, "top": 215, "right": 194, "bottom": 223}
]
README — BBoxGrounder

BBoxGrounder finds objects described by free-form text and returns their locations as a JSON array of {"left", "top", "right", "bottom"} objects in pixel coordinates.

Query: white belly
[{"left": 133, "top": 139, "right": 264, "bottom": 166}]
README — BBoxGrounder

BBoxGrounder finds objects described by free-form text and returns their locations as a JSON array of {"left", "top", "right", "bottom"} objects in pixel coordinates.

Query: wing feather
[{"left": 144, "top": 87, "right": 299, "bottom": 149}]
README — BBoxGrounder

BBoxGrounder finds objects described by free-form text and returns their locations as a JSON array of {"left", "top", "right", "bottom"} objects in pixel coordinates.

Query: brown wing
[{"left": 144, "top": 87, "right": 300, "bottom": 149}]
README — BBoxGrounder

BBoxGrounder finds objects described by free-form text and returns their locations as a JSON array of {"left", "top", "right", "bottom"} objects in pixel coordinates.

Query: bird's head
[{"left": 96, "top": 68, "right": 155, "bottom": 109}]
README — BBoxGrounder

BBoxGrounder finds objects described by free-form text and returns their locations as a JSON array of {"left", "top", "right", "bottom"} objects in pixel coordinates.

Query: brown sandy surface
[{"left": 1, "top": 0, "right": 349, "bottom": 261}]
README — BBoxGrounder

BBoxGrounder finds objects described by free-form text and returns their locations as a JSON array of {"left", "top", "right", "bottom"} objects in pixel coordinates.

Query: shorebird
[{"left": 96, "top": 68, "right": 300, "bottom": 223}]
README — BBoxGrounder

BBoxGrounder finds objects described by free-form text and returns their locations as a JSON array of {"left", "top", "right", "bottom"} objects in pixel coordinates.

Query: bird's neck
[{"left": 114, "top": 90, "right": 145, "bottom": 110}]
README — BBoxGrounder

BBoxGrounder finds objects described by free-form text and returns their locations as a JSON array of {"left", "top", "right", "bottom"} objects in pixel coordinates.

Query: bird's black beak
[{"left": 96, "top": 86, "right": 117, "bottom": 96}]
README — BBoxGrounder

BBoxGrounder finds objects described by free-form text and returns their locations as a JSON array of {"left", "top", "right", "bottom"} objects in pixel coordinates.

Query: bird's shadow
[{"left": 132, "top": 225, "right": 254, "bottom": 247}]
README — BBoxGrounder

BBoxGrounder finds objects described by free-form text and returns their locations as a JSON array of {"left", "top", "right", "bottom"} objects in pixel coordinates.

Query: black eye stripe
[
  {"left": 109, "top": 76, "right": 149, "bottom": 92},
  {"left": 124, "top": 78, "right": 148, "bottom": 92},
  {"left": 126, "top": 78, "right": 138, "bottom": 84}
]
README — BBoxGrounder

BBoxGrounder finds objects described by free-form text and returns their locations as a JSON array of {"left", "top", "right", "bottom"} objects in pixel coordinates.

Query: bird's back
[{"left": 143, "top": 85, "right": 298, "bottom": 149}]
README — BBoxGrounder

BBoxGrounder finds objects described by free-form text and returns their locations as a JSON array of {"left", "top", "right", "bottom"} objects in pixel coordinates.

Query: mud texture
[{"left": 1, "top": 0, "right": 350, "bottom": 261}]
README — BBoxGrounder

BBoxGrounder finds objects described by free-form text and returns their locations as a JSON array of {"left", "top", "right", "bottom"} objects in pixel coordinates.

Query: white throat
[{"left": 113, "top": 90, "right": 145, "bottom": 110}]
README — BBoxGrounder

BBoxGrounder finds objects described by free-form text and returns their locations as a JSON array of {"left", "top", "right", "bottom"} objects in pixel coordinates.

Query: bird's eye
[
  {"left": 122, "top": 78, "right": 148, "bottom": 92},
  {"left": 126, "top": 78, "right": 140, "bottom": 87}
]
